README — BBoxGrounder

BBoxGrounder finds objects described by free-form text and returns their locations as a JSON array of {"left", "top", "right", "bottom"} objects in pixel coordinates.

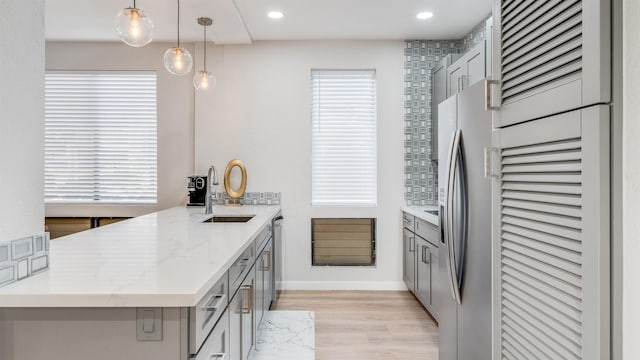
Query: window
[
  {"left": 44, "top": 71, "right": 158, "bottom": 204},
  {"left": 311, "top": 69, "right": 377, "bottom": 206}
]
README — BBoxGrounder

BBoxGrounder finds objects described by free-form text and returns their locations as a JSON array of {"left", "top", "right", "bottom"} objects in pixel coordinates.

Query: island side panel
[{"left": 0, "top": 308, "right": 185, "bottom": 360}]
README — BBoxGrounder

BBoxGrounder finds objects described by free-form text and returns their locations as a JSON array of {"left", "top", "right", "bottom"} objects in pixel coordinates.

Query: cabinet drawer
[
  {"left": 190, "top": 272, "right": 229, "bottom": 354},
  {"left": 402, "top": 213, "right": 415, "bottom": 232},
  {"left": 229, "top": 244, "right": 255, "bottom": 296},
  {"left": 415, "top": 218, "right": 438, "bottom": 246},
  {"left": 195, "top": 308, "right": 230, "bottom": 360}
]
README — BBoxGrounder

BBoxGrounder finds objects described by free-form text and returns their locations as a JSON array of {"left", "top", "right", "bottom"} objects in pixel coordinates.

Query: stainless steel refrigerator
[{"left": 437, "top": 80, "right": 492, "bottom": 360}]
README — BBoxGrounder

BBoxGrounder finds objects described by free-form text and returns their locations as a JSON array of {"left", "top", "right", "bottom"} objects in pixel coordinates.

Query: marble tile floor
[{"left": 250, "top": 311, "right": 315, "bottom": 360}]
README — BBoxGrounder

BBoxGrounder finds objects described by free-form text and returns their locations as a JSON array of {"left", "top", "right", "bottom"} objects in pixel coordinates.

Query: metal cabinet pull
[
  {"left": 421, "top": 245, "right": 426, "bottom": 263},
  {"left": 485, "top": 79, "right": 500, "bottom": 111},
  {"left": 210, "top": 353, "right": 227, "bottom": 359},
  {"left": 409, "top": 237, "right": 415, "bottom": 252},
  {"left": 241, "top": 285, "right": 252, "bottom": 314},
  {"left": 201, "top": 293, "right": 227, "bottom": 311},
  {"left": 425, "top": 247, "right": 430, "bottom": 264}
]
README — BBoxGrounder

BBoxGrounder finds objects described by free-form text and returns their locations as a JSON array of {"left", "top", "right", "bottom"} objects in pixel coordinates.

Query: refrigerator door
[
  {"left": 456, "top": 80, "right": 492, "bottom": 360},
  {"left": 437, "top": 94, "right": 459, "bottom": 360}
]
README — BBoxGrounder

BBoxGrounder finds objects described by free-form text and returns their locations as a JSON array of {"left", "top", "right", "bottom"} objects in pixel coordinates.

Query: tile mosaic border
[
  {"left": 212, "top": 192, "right": 282, "bottom": 206},
  {"left": 0, "top": 232, "right": 50, "bottom": 288}
]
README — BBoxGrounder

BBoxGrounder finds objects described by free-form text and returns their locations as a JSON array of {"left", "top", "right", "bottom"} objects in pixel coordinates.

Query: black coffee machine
[{"left": 187, "top": 176, "right": 207, "bottom": 206}]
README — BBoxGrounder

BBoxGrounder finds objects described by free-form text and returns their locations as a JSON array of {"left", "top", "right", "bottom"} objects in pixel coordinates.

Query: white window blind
[
  {"left": 44, "top": 71, "right": 158, "bottom": 204},
  {"left": 311, "top": 70, "right": 377, "bottom": 206}
]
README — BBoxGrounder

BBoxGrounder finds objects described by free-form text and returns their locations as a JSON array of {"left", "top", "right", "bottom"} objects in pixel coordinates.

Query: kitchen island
[{"left": 0, "top": 205, "right": 282, "bottom": 360}]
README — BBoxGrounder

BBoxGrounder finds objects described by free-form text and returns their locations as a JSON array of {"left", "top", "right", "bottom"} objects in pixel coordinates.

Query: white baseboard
[{"left": 278, "top": 281, "right": 407, "bottom": 291}]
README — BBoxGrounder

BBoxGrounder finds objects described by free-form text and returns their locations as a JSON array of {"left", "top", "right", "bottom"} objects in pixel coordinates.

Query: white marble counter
[
  {"left": 0, "top": 206, "right": 281, "bottom": 308},
  {"left": 402, "top": 205, "right": 439, "bottom": 225}
]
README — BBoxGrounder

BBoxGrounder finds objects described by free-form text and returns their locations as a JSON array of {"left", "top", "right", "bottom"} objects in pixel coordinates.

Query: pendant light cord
[
  {"left": 203, "top": 24, "right": 207, "bottom": 71},
  {"left": 176, "top": 0, "right": 181, "bottom": 48},
  {"left": 133, "top": 0, "right": 136, "bottom": 8}
]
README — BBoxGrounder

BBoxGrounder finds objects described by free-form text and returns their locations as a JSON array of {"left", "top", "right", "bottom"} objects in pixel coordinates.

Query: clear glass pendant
[
  {"left": 163, "top": 47, "right": 193, "bottom": 75},
  {"left": 193, "top": 70, "right": 216, "bottom": 91},
  {"left": 115, "top": 7, "right": 153, "bottom": 47}
]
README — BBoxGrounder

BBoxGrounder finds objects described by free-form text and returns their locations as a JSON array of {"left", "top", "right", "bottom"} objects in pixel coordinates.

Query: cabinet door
[
  {"left": 492, "top": 105, "right": 610, "bottom": 359},
  {"left": 465, "top": 41, "right": 486, "bottom": 88},
  {"left": 446, "top": 62, "right": 465, "bottom": 97},
  {"left": 432, "top": 56, "right": 449, "bottom": 161},
  {"left": 430, "top": 244, "right": 441, "bottom": 322},
  {"left": 263, "top": 240, "right": 273, "bottom": 314},
  {"left": 241, "top": 267, "right": 255, "bottom": 360},
  {"left": 229, "top": 288, "right": 242, "bottom": 360},
  {"left": 403, "top": 228, "right": 416, "bottom": 293},
  {"left": 415, "top": 237, "right": 431, "bottom": 309},
  {"left": 254, "top": 250, "right": 264, "bottom": 333},
  {"left": 489, "top": 0, "right": 611, "bottom": 128}
]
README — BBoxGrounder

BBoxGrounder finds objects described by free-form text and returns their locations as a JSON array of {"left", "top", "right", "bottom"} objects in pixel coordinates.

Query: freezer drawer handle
[
  {"left": 485, "top": 79, "right": 500, "bottom": 111},
  {"left": 209, "top": 353, "right": 227, "bottom": 359}
]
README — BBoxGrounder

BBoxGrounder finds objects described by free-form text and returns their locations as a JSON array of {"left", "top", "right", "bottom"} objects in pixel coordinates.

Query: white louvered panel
[
  {"left": 499, "top": 136, "right": 585, "bottom": 359},
  {"left": 45, "top": 71, "right": 158, "bottom": 204},
  {"left": 500, "top": 0, "right": 583, "bottom": 105},
  {"left": 311, "top": 70, "right": 377, "bottom": 206}
]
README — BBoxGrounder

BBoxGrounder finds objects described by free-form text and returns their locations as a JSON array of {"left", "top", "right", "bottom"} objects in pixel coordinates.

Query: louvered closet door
[
  {"left": 491, "top": 105, "right": 610, "bottom": 359},
  {"left": 489, "top": 0, "right": 610, "bottom": 128}
]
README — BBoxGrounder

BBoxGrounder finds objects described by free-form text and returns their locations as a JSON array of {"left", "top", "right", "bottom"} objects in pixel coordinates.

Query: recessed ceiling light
[
  {"left": 267, "top": 11, "right": 284, "bottom": 19},
  {"left": 416, "top": 12, "right": 434, "bottom": 20}
]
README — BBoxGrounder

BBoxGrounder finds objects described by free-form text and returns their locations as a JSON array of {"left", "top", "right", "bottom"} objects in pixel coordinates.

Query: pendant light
[
  {"left": 114, "top": 0, "right": 153, "bottom": 47},
  {"left": 164, "top": 0, "right": 193, "bottom": 75},
  {"left": 193, "top": 17, "right": 216, "bottom": 91}
]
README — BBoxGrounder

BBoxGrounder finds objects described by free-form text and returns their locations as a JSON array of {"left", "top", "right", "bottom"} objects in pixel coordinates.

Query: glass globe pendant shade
[
  {"left": 115, "top": 7, "right": 153, "bottom": 47},
  {"left": 163, "top": 47, "right": 193, "bottom": 75},
  {"left": 193, "top": 71, "right": 216, "bottom": 91}
]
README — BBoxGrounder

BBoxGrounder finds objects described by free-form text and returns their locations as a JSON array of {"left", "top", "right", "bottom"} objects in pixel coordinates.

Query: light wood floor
[{"left": 273, "top": 290, "right": 439, "bottom": 360}]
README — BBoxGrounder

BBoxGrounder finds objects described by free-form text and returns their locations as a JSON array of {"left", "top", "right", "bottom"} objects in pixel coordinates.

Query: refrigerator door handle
[
  {"left": 446, "top": 129, "right": 466, "bottom": 305},
  {"left": 443, "top": 130, "right": 459, "bottom": 303}
]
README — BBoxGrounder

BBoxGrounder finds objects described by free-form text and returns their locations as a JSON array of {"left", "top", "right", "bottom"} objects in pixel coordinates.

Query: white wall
[
  {"left": 194, "top": 40, "right": 406, "bottom": 289},
  {"left": 0, "top": 0, "right": 45, "bottom": 241},
  {"left": 44, "top": 42, "right": 195, "bottom": 218},
  {"left": 623, "top": 0, "right": 640, "bottom": 357}
]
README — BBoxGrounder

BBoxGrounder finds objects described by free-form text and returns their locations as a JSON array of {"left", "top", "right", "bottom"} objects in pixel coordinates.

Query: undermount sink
[
  {"left": 202, "top": 215, "right": 255, "bottom": 223},
  {"left": 424, "top": 210, "right": 438, "bottom": 215}
]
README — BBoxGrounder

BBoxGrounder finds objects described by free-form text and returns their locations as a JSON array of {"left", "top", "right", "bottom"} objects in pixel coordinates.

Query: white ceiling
[{"left": 45, "top": 0, "right": 492, "bottom": 44}]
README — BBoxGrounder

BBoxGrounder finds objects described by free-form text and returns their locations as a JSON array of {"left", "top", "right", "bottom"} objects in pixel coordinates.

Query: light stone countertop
[
  {"left": 401, "top": 205, "right": 439, "bottom": 225},
  {"left": 0, "top": 205, "right": 281, "bottom": 308}
]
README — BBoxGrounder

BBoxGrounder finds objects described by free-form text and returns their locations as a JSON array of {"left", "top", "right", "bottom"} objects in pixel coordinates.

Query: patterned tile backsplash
[
  {"left": 404, "top": 17, "right": 490, "bottom": 206},
  {"left": 0, "top": 233, "right": 50, "bottom": 288},
  {"left": 212, "top": 192, "right": 281, "bottom": 206}
]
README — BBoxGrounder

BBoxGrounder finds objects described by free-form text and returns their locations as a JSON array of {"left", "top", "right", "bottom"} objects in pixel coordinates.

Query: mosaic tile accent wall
[
  {"left": 0, "top": 233, "right": 50, "bottom": 288},
  {"left": 404, "top": 19, "right": 489, "bottom": 206},
  {"left": 462, "top": 16, "right": 491, "bottom": 53},
  {"left": 212, "top": 192, "right": 281, "bottom": 206}
]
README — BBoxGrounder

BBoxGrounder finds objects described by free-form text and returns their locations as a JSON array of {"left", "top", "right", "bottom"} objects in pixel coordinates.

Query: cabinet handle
[
  {"left": 241, "top": 285, "right": 252, "bottom": 314},
  {"left": 263, "top": 250, "right": 271, "bottom": 271},
  {"left": 210, "top": 354, "right": 227, "bottom": 359},
  {"left": 409, "top": 237, "right": 415, "bottom": 252},
  {"left": 485, "top": 79, "right": 500, "bottom": 111},
  {"left": 201, "top": 293, "right": 227, "bottom": 311},
  {"left": 421, "top": 245, "right": 426, "bottom": 263},
  {"left": 425, "top": 247, "right": 431, "bottom": 264}
]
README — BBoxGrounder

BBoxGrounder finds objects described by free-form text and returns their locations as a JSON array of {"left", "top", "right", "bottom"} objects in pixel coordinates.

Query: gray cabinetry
[
  {"left": 489, "top": 0, "right": 611, "bottom": 128},
  {"left": 432, "top": 54, "right": 460, "bottom": 161},
  {"left": 195, "top": 309, "right": 230, "bottom": 360},
  {"left": 446, "top": 42, "right": 487, "bottom": 96},
  {"left": 403, "top": 227, "right": 415, "bottom": 293},
  {"left": 491, "top": 106, "right": 610, "bottom": 359},
  {"left": 402, "top": 212, "right": 440, "bottom": 321}
]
